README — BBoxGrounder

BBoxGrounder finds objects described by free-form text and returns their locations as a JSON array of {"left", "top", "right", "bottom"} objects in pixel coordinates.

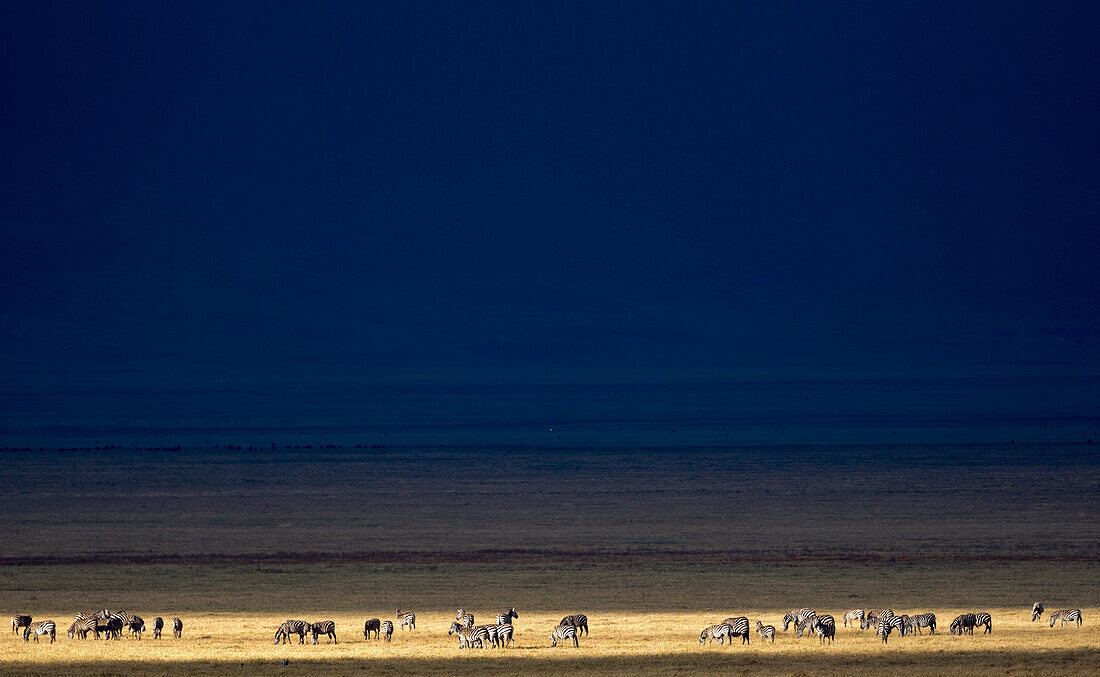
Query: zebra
[
  {"left": 974, "top": 612, "right": 992, "bottom": 634},
  {"left": 152, "top": 617, "right": 163, "bottom": 639},
  {"left": 456, "top": 609, "right": 475, "bottom": 628},
  {"left": 129, "top": 614, "right": 146, "bottom": 639},
  {"left": 910, "top": 613, "right": 936, "bottom": 635},
  {"left": 363, "top": 618, "right": 381, "bottom": 639},
  {"left": 795, "top": 613, "right": 817, "bottom": 639},
  {"left": 496, "top": 608, "right": 519, "bottom": 626},
  {"left": 887, "top": 615, "right": 907, "bottom": 637},
  {"left": 380, "top": 620, "right": 394, "bottom": 642},
  {"left": 755, "top": 621, "right": 775, "bottom": 643},
  {"left": 811, "top": 614, "right": 836, "bottom": 644},
  {"left": 843, "top": 609, "right": 864, "bottom": 628},
  {"left": 274, "top": 620, "right": 309, "bottom": 644},
  {"left": 560, "top": 614, "right": 589, "bottom": 636},
  {"left": 101, "top": 617, "right": 124, "bottom": 640},
  {"left": 172, "top": 617, "right": 183, "bottom": 638},
  {"left": 950, "top": 613, "right": 976, "bottom": 635},
  {"left": 309, "top": 620, "right": 337, "bottom": 644},
  {"left": 782, "top": 609, "right": 815, "bottom": 634},
  {"left": 862, "top": 609, "right": 894, "bottom": 630},
  {"left": 24, "top": 621, "right": 56, "bottom": 644},
  {"left": 396, "top": 609, "right": 416, "bottom": 631},
  {"left": 11, "top": 615, "right": 31, "bottom": 634},
  {"left": 551, "top": 623, "right": 579, "bottom": 647},
  {"left": 699, "top": 623, "right": 732, "bottom": 645},
  {"left": 1050, "top": 609, "right": 1083, "bottom": 628},
  {"left": 496, "top": 623, "right": 514, "bottom": 647},
  {"left": 721, "top": 617, "right": 750, "bottom": 644},
  {"left": 877, "top": 618, "right": 893, "bottom": 644},
  {"left": 449, "top": 621, "right": 487, "bottom": 648},
  {"left": 1032, "top": 602, "right": 1044, "bottom": 622},
  {"left": 67, "top": 619, "right": 97, "bottom": 639}
]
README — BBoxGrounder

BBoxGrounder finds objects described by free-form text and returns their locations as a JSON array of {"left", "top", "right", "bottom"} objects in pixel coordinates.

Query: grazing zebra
[
  {"left": 843, "top": 609, "right": 864, "bottom": 628},
  {"left": 152, "top": 617, "right": 163, "bottom": 639},
  {"left": 496, "top": 623, "right": 514, "bottom": 647},
  {"left": 309, "top": 620, "right": 337, "bottom": 644},
  {"left": 456, "top": 609, "right": 475, "bottom": 628},
  {"left": 812, "top": 614, "right": 836, "bottom": 644},
  {"left": 274, "top": 620, "right": 309, "bottom": 644},
  {"left": 887, "top": 615, "right": 907, "bottom": 637},
  {"left": 755, "top": 621, "right": 775, "bottom": 643},
  {"left": 974, "top": 612, "right": 992, "bottom": 634},
  {"left": 172, "top": 617, "right": 183, "bottom": 638},
  {"left": 24, "top": 621, "right": 56, "bottom": 644},
  {"left": 363, "top": 618, "right": 381, "bottom": 639},
  {"left": 1032, "top": 602, "right": 1044, "bottom": 622},
  {"left": 950, "top": 613, "right": 977, "bottom": 635},
  {"left": 448, "top": 621, "right": 487, "bottom": 648},
  {"left": 396, "top": 609, "right": 416, "bottom": 631},
  {"left": 877, "top": 618, "right": 893, "bottom": 644},
  {"left": 721, "top": 617, "right": 751, "bottom": 644},
  {"left": 67, "top": 620, "right": 96, "bottom": 639},
  {"left": 910, "top": 613, "right": 936, "bottom": 635},
  {"left": 783, "top": 609, "right": 816, "bottom": 635},
  {"left": 380, "top": 620, "right": 394, "bottom": 642},
  {"left": 1050, "top": 609, "right": 1083, "bottom": 628},
  {"left": 699, "top": 623, "right": 732, "bottom": 645},
  {"left": 560, "top": 614, "right": 589, "bottom": 636},
  {"left": 862, "top": 609, "right": 894, "bottom": 630},
  {"left": 496, "top": 608, "right": 519, "bottom": 626},
  {"left": 129, "top": 615, "right": 146, "bottom": 639},
  {"left": 11, "top": 615, "right": 31, "bottom": 634},
  {"left": 551, "top": 623, "right": 579, "bottom": 647}
]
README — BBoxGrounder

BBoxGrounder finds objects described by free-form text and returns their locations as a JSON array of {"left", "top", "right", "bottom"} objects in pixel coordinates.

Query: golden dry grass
[{"left": 2, "top": 608, "right": 1098, "bottom": 676}]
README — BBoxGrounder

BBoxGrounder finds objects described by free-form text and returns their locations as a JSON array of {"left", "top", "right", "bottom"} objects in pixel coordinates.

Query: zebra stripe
[
  {"left": 496, "top": 608, "right": 519, "bottom": 626},
  {"left": 551, "top": 623, "right": 579, "bottom": 647},
  {"left": 843, "top": 609, "right": 864, "bottom": 628},
  {"left": 496, "top": 623, "right": 514, "bottom": 647},
  {"left": 877, "top": 618, "right": 893, "bottom": 644},
  {"left": 755, "top": 621, "right": 775, "bottom": 643},
  {"left": 974, "top": 612, "right": 992, "bottom": 634},
  {"left": 456, "top": 609, "right": 475, "bottom": 627},
  {"left": 11, "top": 615, "right": 31, "bottom": 634},
  {"left": 721, "top": 617, "right": 750, "bottom": 645},
  {"left": 363, "top": 618, "right": 381, "bottom": 639},
  {"left": 1050, "top": 609, "right": 1083, "bottom": 628},
  {"left": 812, "top": 614, "right": 836, "bottom": 644},
  {"left": 448, "top": 621, "right": 488, "bottom": 648},
  {"left": 396, "top": 609, "right": 416, "bottom": 630},
  {"left": 782, "top": 609, "right": 815, "bottom": 633},
  {"left": 24, "top": 621, "right": 56, "bottom": 644},
  {"left": 274, "top": 620, "right": 309, "bottom": 644},
  {"left": 862, "top": 609, "right": 894, "bottom": 630},
  {"left": 152, "top": 617, "right": 163, "bottom": 639},
  {"left": 309, "top": 620, "right": 337, "bottom": 644},
  {"left": 950, "top": 613, "right": 976, "bottom": 635},
  {"left": 172, "top": 617, "right": 183, "bottom": 638},
  {"left": 699, "top": 623, "right": 732, "bottom": 646},
  {"left": 887, "top": 615, "right": 906, "bottom": 637},
  {"left": 73, "top": 612, "right": 93, "bottom": 622},
  {"left": 910, "top": 613, "right": 936, "bottom": 635},
  {"left": 380, "top": 620, "right": 394, "bottom": 642},
  {"left": 1032, "top": 602, "right": 1044, "bottom": 622},
  {"left": 560, "top": 614, "right": 589, "bottom": 636}
]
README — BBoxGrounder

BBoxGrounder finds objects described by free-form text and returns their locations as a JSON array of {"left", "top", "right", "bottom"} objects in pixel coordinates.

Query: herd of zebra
[
  {"left": 698, "top": 604, "right": 1083, "bottom": 647},
  {"left": 12, "top": 602, "right": 1083, "bottom": 649},
  {"left": 11, "top": 611, "right": 182, "bottom": 644}
]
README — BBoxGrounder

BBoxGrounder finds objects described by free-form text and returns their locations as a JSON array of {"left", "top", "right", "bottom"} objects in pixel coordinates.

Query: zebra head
[
  {"left": 448, "top": 622, "right": 460, "bottom": 636},
  {"left": 1049, "top": 613, "right": 1058, "bottom": 628}
]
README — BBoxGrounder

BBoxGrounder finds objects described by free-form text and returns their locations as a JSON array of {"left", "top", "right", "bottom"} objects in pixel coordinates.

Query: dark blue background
[{"left": 3, "top": 2, "right": 1097, "bottom": 393}]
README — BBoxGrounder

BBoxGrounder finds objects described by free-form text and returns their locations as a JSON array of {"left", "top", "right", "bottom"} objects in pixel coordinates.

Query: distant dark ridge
[{"left": 1, "top": 549, "right": 1095, "bottom": 566}]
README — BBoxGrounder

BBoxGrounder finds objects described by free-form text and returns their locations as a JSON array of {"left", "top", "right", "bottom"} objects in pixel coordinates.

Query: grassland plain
[{"left": 2, "top": 443, "right": 1098, "bottom": 674}]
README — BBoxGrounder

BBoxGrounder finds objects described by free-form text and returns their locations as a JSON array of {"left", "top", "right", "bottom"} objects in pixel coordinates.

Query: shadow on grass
[{"left": 4, "top": 649, "right": 1098, "bottom": 676}]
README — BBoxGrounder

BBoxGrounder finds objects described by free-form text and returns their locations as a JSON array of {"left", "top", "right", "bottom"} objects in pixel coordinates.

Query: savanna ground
[{"left": 1, "top": 443, "right": 1098, "bottom": 674}]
